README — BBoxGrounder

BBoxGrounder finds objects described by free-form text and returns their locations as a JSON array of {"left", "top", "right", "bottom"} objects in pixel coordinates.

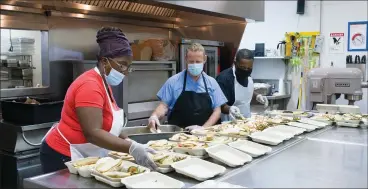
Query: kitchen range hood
[{"left": 0, "top": 0, "right": 263, "bottom": 48}]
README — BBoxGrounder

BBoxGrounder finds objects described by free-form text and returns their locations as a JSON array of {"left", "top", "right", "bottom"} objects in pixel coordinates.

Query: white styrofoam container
[
  {"left": 286, "top": 122, "right": 318, "bottom": 132},
  {"left": 205, "top": 144, "right": 252, "bottom": 167},
  {"left": 93, "top": 174, "right": 124, "bottom": 188},
  {"left": 249, "top": 132, "right": 283, "bottom": 146},
  {"left": 173, "top": 147, "right": 207, "bottom": 156},
  {"left": 191, "top": 180, "right": 246, "bottom": 188},
  {"left": 261, "top": 129, "right": 294, "bottom": 140},
  {"left": 64, "top": 162, "right": 78, "bottom": 174},
  {"left": 121, "top": 172, "right": 185, "bottom": 188},
  {"left": 316, "top": 104, "right": 339, "bottom": 114},
  {"left": 77, "top": 164, "right": 95, "bottom": 178},
  {"left": 271, "top": 125, "right": 306, "bottom": 135},
  {"left": 336, "top": 122, "right": 360, "bottom": 128},
  {"left": 337, "top": 105, "right": 361, "bottom": 114},
  {"left": 310, "top": 116, "right": 334, "bottom": 125},
  {"left": 298, "top": 119, "right": 329, "bottom": 128},
  {"left": 228, "top": 140, "right": 272, "bottom": 157},
  {"left": 263, "top": 127, "right": 297, "bottom": 137},
  {"left": 156, "top": 167, "right": 173, "bottom": 174},
  {"left": 171, "top": 158, "right": 226, "bottom": 181}
]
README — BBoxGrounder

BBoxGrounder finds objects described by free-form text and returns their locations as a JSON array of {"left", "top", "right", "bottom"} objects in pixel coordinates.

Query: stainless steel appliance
[
  {"left": 307, "top": 68, "right": 364, "bottom": 110},
  {"left": 179, "top": 38, "right": 224, "bottom": 77},
  {"left": 0, "top": 121, "right": 54, "bottom": 189}
]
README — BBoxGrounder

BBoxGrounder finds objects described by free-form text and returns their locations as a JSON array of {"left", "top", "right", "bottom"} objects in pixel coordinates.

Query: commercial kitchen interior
[{"left": 0, "top": 0, "right": 367, "bottom": 188}]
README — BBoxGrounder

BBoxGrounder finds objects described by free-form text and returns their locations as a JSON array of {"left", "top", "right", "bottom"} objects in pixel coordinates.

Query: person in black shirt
[{"left": 216, "top": 49, "right": 269, "bottom": 121}]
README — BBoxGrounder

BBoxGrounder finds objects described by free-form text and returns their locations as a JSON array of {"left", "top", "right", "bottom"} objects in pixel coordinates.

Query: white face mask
[
  {"left": 104, "top": 59, "right": 125, "bottom": 86},
  {"left": 188, "top": 62, "right": 204, "bottom": 76}
]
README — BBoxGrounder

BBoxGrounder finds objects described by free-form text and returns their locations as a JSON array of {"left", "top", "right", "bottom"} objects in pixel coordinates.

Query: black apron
[{"left": 168, "top": 71, "right": 213, "bottom": 128}]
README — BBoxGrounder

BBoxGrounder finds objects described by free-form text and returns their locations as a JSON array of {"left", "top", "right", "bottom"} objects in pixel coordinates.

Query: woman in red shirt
[{"left": 40, "top": 27, "right": 156, "bottom": 173}]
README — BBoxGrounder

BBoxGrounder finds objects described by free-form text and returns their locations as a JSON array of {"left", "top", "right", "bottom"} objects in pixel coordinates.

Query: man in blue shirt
[{"left": 147, "top": 43, "right": 228, "bottom": 131}]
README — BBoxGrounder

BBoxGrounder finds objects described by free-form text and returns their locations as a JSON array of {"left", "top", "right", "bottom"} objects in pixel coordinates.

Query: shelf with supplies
[{"left": 254, "top": 56, "right": 291, "bottom": 64}]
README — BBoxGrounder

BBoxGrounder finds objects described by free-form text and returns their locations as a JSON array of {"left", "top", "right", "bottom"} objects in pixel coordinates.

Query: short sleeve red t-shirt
[{"left": 46, "top": 69, "right": 118, "bottom": 157}]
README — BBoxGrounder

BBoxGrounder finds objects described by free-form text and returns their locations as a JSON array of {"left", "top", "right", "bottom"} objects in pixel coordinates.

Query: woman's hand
[{"left": 129, "top": 141, "right": 157, "bottom": 170}]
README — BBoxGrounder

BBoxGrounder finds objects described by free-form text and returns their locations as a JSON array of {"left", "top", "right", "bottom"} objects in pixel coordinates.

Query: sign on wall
[
  {"left": 329, "top": 33, "right": 344, "bottom": 54},
  {"left": 348, "top": 21, "right": 368, "bottom": 51}
]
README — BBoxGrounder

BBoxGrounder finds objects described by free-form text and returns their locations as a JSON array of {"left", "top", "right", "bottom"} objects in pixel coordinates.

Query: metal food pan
[
  {"left": 122, "top": 125, "right": 183, "bottom": 136},
  {"left": 128, "top": 133, "right": 179, "bottom": 144}
]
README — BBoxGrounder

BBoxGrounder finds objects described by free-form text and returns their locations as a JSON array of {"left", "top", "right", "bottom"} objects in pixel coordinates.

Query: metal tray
[
  {"left": 122, "top": 125, "right": 183, "bottom": 136},
  {"left": 129, "top": 133, "right": 185, "bottom": 144}
]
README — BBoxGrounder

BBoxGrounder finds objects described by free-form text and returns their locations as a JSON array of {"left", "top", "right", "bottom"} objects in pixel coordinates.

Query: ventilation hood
[{"left": 1, "top": 0, "right": 252, "bottom": 47}]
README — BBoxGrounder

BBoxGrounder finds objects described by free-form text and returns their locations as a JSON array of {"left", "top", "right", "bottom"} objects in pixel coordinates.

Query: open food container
[
  {"left": 228, "top": 140, "right": 272, "bottom": 157},
  {"left": 205, "top": 144, "right": 252, "bottom": 167},
  {"left": 108, "top": 151, "right": 135, "bottom": 161},
  {"left": 121, "top": 172, "right": 185, "bottom": 188},
  {"left": 171, "top": 158, "right": 226, "bottom": 181},
  {"left": 64, "top": 157, "right": 100, "bottom": 177},
  {"left": 146, "top": 139, "right": 177, "bottom": 151},
  {"left": 91, "top": 158, "right": 150, "bottom": 187},
  {"left": 173, "top": 141, "right": 208, "bottom": 157},
  {"left": 149, "top": 152, "right": 190, "bottom": 173}
]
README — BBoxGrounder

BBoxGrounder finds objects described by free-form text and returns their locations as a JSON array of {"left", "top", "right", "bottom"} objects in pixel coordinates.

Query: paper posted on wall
[{"left": 329, "top": 33, "right": 344, "bottom": 54}]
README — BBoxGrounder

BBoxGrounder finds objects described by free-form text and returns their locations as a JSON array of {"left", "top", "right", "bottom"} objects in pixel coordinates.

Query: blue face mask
[
  {"left": 188, "top": 63, "right": 204, "bottom": 76},
  {"left": 104, "top": 59, "right": 125, "bottom": 86}
]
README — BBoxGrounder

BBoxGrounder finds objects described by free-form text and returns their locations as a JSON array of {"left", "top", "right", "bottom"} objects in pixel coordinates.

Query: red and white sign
[{"left": 329, "top": 32, "right": 344, "bottom": 53}]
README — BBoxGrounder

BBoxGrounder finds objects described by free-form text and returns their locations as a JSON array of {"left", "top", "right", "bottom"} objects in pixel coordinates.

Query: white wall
[
  {"left": 239, "top": 0, "right": 368, "bottom": 113},
  {"left": 320, "top": 1, "right": 368, "bottom": 113},
  {"left": 0, "top": 29, "right": 42, "bottom": 87}
]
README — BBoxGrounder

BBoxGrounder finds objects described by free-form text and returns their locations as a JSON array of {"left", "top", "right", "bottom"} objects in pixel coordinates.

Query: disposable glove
[
  {"left": 129, "top": 141, "right": 157, "bottom": 170},
  {"left": 185, "top": 125, "right": 203, "bottom": 132},
  {"left": 229, "top": 106, "right": 241, "bottom": 120},
  {"left": 147, "top": 115, "right": 161, "bottom": 133},
  {"left": 256, "top": 94, "right": 269, "bottom": 108}
]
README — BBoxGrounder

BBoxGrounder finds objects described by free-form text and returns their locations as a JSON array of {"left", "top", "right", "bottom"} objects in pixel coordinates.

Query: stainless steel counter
[
  {"left": 266, "top": 94, "right": 291, "bottom": 100},
  {"left": 23, "top": 126, "right": 368, "bottom": 188}
]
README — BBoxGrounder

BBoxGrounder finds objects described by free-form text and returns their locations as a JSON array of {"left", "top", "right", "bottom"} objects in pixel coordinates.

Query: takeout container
[
  {"left": 173, "top": 146, "right": 207, "bottom": 157},
  {"left": 121, "top": 172, "right": 185, "bottom": 188},
  {"left": 64, "top": 157, "right": 100, "bottom": 177},
  {"left": 249, "top": 132, "right": 284, "bottom": 146},
  {"left": 171, "top": 158, "right": 226, "bottom": 181},
  {"left": 297, "top": 119, "right": 329, "bottom": 128},
  {"left": 205, "top": 144, "right": 252, "bottom": 167},
  {"left": 336, "top": 122, "right": 360, "bottom": 128},
  {"left": 286, "top": 122, "right": 318, "bottom": 132},
  {"left": 271, "top": 125, "right": 306, "bottom": 135},
  {"left": 228, "top": 140, "right": 272, "bottom": 157}
]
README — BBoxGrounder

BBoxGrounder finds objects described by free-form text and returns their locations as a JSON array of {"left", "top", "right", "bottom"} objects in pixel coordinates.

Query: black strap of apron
[{"left": 183, "top": 71, "right": 209, "bottom": 94}]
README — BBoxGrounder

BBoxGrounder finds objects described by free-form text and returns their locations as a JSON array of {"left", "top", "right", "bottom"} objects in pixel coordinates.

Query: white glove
[
  {"left": 229, "top": 106, "right": 241, "bottom": 120},
  {"left": 185, "top": 125, "right": 203, "bottom": 132},
  {"left": 129, "top": 141, "right": 157, "bottom": 170},
  {"left": 256, "top": 94, "right": 269, "bottom": 108},
  {"left": 148, "top": 115, "right": 161, "bottom": 132}
]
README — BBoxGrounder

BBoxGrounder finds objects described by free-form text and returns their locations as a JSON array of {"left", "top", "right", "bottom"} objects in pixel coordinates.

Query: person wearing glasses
[
  {"left": 216, "top": 49, "right": 269, "bottom": 121},
  {"left": 147, "top": 43, "right": 227, "bottom": 132},
  {"left": 40, "top": 27, "right": 157, "bottom": 174}
]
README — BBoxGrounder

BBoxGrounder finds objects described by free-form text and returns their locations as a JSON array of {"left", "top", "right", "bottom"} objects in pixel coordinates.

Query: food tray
[
  {"left": 93, "top": 174, "right": 124, "bottom": 188},
  {"left": 205, "top": 144, "right": 252, "bottom": 167},
  {"left": 272, "top": 125, "right": 306, "bottom": 135},
  {"left": 249, "top": 132, "right": 283, "bottom": 146},
  {"left": 191, "top": 180, "right": 247, "bottom": 188},
  {"left": 286, "top": 122, "right": 318, "bottom": 132},
  {"left": 77, "top": 165, "right": 95, "bottom": 178},
  {"left": 171, "top": 158, "right": 226, "bottom": 181},
  {"left": 121, "top": 172, "right": 185, "bottom": 188},
  {"left": 297, "top": 119, "right": 329, "bottom": 128},
  {"left": 151, "top": 152, "right": 190, "bottom": 169},
  {"left": 228, "top": 140, "right": 272, "bottom": 157},
  {"left": 336, "top": 122, "right": 360, "bottom": 128}
]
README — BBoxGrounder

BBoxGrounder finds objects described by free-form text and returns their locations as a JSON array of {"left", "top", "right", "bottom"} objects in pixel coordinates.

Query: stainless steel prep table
[{"left": 23, "top": 127, "right": 367, "bottom": 188}]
